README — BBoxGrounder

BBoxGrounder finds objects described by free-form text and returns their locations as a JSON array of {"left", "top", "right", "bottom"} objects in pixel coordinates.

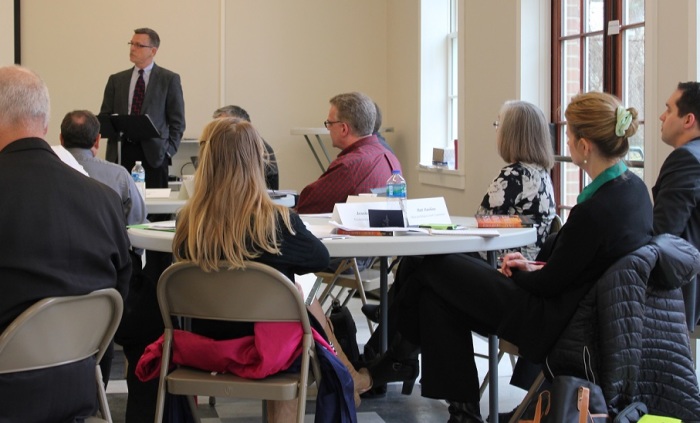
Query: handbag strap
[
  {"left": 525, "top": 390, "right": 551, "bottom": 423},
  {"left": 545, "top": 346, "right": 596, "bottom": 384},
  {"left": 577, "top": 386, "right": 590, "bottom": 423}
]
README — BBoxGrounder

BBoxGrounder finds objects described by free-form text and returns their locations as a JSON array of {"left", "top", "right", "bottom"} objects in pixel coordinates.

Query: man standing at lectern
[{"left": 100, "top": 27, "right": 185, "bottom": 189}]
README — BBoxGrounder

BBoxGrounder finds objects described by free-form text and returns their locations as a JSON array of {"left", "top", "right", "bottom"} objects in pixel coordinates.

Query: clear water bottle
[
  {"left": 386, "top": 170, "right": 407, "bottom": 199},
  {"left": 131, "top": 161, "right": 146, "bottom": 199},
  {"left": 386, "top": 170, "right": 407, "bottom": 226}
]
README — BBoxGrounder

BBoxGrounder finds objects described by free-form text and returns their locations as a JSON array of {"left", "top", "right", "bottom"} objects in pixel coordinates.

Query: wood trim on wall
[{"left": 14, "top": 0, "right": 19, "bottom": 64}]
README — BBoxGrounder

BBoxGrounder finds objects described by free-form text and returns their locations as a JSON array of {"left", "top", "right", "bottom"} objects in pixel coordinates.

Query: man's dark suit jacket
[
  {"left": 100, "top": 63, "right": 185, "bottom": 169},
  {"left": 0, "top": 137, "right": 132, "bottom": 422},
  {"left": 652, "top": 137, "right": 700, "bottom": 327}
]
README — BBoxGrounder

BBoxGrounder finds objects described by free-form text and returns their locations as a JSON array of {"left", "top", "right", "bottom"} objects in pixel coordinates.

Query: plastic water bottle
[
  {"left": 386, "top": 170, "right": 407, "bottom": 199},
  {"left": 131, "top": 161, "right": 146, "bottom": 199},
  {"left": 386, "top": 170, "right": 407, "bottom": 226}
]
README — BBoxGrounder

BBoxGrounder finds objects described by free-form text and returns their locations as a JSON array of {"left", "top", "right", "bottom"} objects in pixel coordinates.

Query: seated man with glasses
[{"left": 296, "top": 91, "right": 402, "bottom": 214}]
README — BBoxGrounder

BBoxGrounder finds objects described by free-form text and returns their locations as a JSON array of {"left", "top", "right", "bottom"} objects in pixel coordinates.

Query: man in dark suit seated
[
  {"left": 653, "top": 81, "right": 700, "bottom": 329},
  {"left": 0, "top": 65, "right": 131, "bottom": 422},
  {"left": 100, "top": 27, "right": 186, "bottom": 190}
]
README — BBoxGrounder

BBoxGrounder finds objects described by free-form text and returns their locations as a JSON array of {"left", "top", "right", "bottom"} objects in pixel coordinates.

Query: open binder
[{"left": 98, "top": 114, "right": 160, "bottom": 141}]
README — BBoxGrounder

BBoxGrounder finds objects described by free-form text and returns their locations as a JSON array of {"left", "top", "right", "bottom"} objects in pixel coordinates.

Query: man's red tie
[{"left": 131, "top": 69, "right": 145, "bottom": 115}]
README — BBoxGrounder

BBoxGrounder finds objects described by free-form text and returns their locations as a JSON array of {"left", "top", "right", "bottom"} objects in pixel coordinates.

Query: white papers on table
[
  {"left": 127, "top": 221, "right": 176, "bottom": 232},
  {"left": 328, "top": 221, "right": 500, "bottom": 238},
  {"left": 145, "top": 188, "right": 171, "bottom": 199},
  {"left": 403, "top": 197, "right": 451, "bottom": 226},
  {"left": 145, "top": 221, "right": 176, "bottom": 231},
  {"left": 329, "top": 221, "right": 414, "bottom": 233}
]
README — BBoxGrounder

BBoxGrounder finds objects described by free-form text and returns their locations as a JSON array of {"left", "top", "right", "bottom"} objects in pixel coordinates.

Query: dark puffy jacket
[{"left": 546, "top": 234, "right": 700, "bottom": 421}]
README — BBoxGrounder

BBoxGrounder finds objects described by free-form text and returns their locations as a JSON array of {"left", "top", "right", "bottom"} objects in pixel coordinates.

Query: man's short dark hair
[
  {"left": 676, "top": 81, "right": 700, "bottom": 122},
  {"left": 134, "top": 28, "right": 160, "bottom": 48},
  {"left": 60, "top": 110, "right": 100, "bottom": 149},
  {"left": 213, "top": 105, "right": 251, "bottom": 122}
]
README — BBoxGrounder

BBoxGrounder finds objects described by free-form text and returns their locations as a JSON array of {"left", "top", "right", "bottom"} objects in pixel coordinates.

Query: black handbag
[
  {"left": 328, "top": 300, "right": 361, "bottom": 367},
  {"left": 537, "top": 347, "right": 610, "bottom": 423},
  {"left": 545, "top": 375, "right": 609, "bottom": 422}
]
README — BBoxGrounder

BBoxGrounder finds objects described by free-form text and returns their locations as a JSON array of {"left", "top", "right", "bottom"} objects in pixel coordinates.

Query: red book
[{"left": 336, "top": 228, "right": 394, "bottom": 237}]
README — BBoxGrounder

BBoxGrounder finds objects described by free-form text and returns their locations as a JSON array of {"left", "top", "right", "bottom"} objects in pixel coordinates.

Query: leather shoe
[
  {"left": 447, "top": 401, "right": 484, "bottom": 423},
  {"left": 361, "top": 304, "right": 381, "bottom": 323},
  {"left": 366, "top": 334, "right": 420, "bottom": 395}
]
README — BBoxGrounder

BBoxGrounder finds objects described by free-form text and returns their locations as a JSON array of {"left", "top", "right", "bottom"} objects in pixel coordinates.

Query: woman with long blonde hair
[{"left": 173, "top": 117, "right": 371, "bottom": 421}]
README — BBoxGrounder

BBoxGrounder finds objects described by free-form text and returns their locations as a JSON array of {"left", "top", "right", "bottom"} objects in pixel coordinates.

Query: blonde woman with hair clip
[
  {"left": 366, "top": 92, "right": 652, "bottom": 423},
  {"left": 172, "top": 117, "right": 370, "bottom": 422}
]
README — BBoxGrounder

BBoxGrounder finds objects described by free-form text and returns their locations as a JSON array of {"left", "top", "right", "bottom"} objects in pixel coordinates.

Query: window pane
[
  {"left": 450, "top": 37, "right": 458, "bottom": 96},
  {"left": 561, "top": 161, "right": 581, "bottom": 210},
  {"left": 563, "top": 0, "right": 581, "bottom": 36},
  {"left": 623, "top": 27, "right": 644, "bottom": 118},
  {"left": 627, "top": 124, "right": 644, "bottom": 179},
  {"left": 624, "top": 0, "right": 644, "bottom": 24},
  {"left": 451, "top": 97, "right": 458, "bottom": 144},
  {"left": 562, "top": 38, "right": 582, "bottom": 109},
  {"left": 585, "top": 34, "right": 604, "bottom": 92},
  {"left": 585, "top": 0, "right": 604, "bottom": 32}
]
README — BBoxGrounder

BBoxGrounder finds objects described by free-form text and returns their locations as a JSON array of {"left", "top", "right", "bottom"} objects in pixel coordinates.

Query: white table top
[
  {"left": 145, "top": 192, "right": 296, "bottom": 215},
  {"left": 128, "top": 215, "right": 536, "bottom": 255},
  {"left": 145, "top": 192, "right": 187, "bottom": 215}
]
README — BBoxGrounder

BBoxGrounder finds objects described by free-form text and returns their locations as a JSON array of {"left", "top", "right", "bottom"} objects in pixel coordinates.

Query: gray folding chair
[
  {"left": 154, "top": 261, "right": 320, "bottom": 423},
  {"left": 0, "top": 288, "right": 124, "bottom": 423},
  {"left": 311, "top": 257, "right": 391, "bottom": 333}
]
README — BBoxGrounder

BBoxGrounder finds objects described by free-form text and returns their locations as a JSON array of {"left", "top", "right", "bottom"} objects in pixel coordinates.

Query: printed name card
[
  {"left": 404, "top": 197, "right": 451, "bottom": 226},
  {"left": 332, "top": 201, "right": 402, "bottom": 228},
  {"left": 331, "top": 197, "right": 451, "bottom": 228}
]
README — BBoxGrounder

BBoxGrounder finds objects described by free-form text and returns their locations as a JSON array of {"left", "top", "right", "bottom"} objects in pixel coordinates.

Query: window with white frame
[
  {"left": 419, "top": 0, "right": 459, "bottom": 169},
  {"left": 448, "top": 0, "right": 458, "bottom": 149}
]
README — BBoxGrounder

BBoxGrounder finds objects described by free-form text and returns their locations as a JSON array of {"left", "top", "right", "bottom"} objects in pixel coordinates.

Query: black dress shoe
[
  {"left": 361, "top": 304, "right": 380, "bottom": 323},
  {"left": 368, "top": 355, "right": 419, "bottom": 395},
  {"left": 447, "top": 401, "right": 484, "bottom": 423},
  {"left": 366, "top": 334, "right": 420, "bottom": 395}
]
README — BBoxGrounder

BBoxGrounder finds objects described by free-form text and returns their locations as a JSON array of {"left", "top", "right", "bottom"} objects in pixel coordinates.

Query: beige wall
[
  {"left": 15, "top": 0, "right": 700, "bottom": 211},
  {"left": 222, "top": 0, "right": 388, "bottom": 194}
]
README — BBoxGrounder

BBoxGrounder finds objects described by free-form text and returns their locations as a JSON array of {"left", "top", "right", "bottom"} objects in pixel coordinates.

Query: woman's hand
[{"left": 500, "top": 252, "right": 544, "bottom": 277}]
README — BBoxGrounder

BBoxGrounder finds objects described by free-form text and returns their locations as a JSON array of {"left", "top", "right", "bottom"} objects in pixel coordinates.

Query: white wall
[{"left": 222, "top": 0, "right": 388, "bottom": 193}]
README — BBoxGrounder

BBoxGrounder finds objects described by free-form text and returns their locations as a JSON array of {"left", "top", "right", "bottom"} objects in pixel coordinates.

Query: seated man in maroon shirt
[{"left": 296, "top": 92, "right": 402, "bottom": 214}]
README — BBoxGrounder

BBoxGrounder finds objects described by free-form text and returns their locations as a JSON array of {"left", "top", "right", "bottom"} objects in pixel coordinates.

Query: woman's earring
[{"left": 583, "top": 159, "right": 588, "bottom": 164}]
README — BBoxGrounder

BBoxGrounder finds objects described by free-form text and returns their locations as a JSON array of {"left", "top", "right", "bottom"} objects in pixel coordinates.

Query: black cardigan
[{"left": 503, "top": 170, "right": 653, "bottom": 361}]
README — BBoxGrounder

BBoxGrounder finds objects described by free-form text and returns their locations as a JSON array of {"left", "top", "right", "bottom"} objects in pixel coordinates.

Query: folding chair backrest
[
  {"left": 0, "top": 288, "right": 123, "bottom": 374},
  {"left": 155, "top": 262, "right": 316, "bottom": 423},
  {"left": 157, "top": 261, "right": 311, "bottom": 332}
]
